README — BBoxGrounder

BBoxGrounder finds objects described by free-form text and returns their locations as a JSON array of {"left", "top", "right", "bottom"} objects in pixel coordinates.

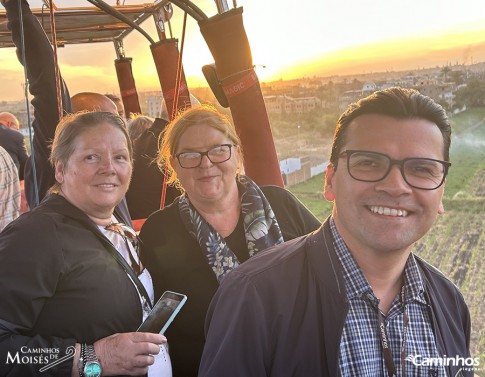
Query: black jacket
[
  {"left": 140, "top": 185, "right": 322, "bottom": 377},
  {"left": 200, "top": 219, "right": 472, "bottom": 377},
  {"left": 5, "top": 0, "right": 72, "bottom": 207},
  {"left": 5, "top": 0, "right": 131, "bottom": 220},
  {"left": 0, "top": 194, "right": 140, "bottom": 377},
  {"left": 126, "top": 118, "right": 181, "bottom": 220},
  {"left": 0, "top": 124, "right": 28, "bottom": 180}
]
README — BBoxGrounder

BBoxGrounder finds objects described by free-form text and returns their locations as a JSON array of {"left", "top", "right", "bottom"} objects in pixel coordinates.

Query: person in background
[
  {"left": 71, "top": 92, "right": 118, "bottom": 114},
  {"left": 139, "top": 105, "right": 321, "bottom": 376},
  {"left": 125, "top": 95, "right": 199, "bottom": 224},
  {"left": 126, "top": 113, "right": 181, "bottom": 223},
  {"left": 199, "top": 87, "right": 472, "bottom": 377},
  {"left": 0, "top": 112, "right": 20, "bottom": 131},
  {"left": 0, "top": 112, "right": 28, "bottom": 179},
  {"left": 125, "top": 94, "right": 201, "bottom": 223},
  {"left": 0, "top": 146, "right": 20, "bottom": 231},
  {"left": 5, "top": 0, "right": 129, "bottom": 220},
  {"left": 0, "top": 111, "right": 171, "bottom": 377},
  {"left": 128, "top": 114, "right": 155, "bottom": 143},
  {"left": 106, "top": 93, "right": 126, "bottom": 119}
]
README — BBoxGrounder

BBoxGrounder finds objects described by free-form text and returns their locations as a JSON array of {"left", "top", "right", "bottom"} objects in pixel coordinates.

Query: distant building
[
  {"left": 280, "top": 156, "right": 311, "bottom": 186},
  {"left": 338, "top": 89, "right": 362, "bottom": 111},
  {"left": 362, "top": 81, "right": 377, "bottom": 96},
  {"left": 264, "top": 95, "right": 321, "bottom": 114},
  {"left": 144, "top": 94, "right": 163, "bottom": 118},
  {"left": 415, "top": 82, "right": 455, "bottom": 108},
  {"left": 293, "top": 97, "right": 321, "bottom": 113},
  {"left": 280, "top": 156, "right": 328, "bottom": 187}
]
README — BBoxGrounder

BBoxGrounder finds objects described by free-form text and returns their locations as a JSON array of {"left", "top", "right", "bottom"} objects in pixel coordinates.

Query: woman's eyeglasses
[{"left": 175, "top": 144, "right": 235, "bottom": 169}]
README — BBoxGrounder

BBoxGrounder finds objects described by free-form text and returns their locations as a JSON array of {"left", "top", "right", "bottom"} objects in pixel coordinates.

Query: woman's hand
[{"left": 94, "top": 332, "right": 167, "bottom": 376}]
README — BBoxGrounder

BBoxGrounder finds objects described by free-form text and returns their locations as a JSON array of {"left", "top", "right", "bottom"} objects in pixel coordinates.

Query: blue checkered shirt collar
[{"left": 328, "top": 217, "right": 426, "bottom": 305}]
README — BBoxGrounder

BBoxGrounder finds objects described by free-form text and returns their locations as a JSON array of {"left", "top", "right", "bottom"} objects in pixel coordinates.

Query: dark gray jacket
[
  {"left": 200, "top": 219, "right": 472, "bottom": 377},
  {"left": 0, "top": 124, "right": 28, "bottom": 179}
]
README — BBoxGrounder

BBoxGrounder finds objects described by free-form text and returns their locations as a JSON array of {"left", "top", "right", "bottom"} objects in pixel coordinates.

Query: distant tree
[
  {"left": 316, "top": 83, "right": 339, "bottom": 112},
  {"left": 448, "top": 70, "right": 465, "bottom": 85},
  {"left": 454, "top": 80, "right": 485, "bottom": 108},
  {"left": 441, "top": 66, "right": 452, "bottom": 82},
  {"left": 350, "top": 78, "right": 362, "bottom": 90}
]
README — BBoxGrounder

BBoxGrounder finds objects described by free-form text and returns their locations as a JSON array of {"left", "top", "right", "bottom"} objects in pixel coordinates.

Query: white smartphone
[{"left": 137, "top": 290, "right": 187, "bottom": 334}]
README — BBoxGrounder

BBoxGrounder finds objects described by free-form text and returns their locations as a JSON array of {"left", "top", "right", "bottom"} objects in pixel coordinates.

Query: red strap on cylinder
[
  {"left": 199, "top": 8, "right": 284, "bottom": 187},
  {"left": 115, "top": 57, "right": 142, "bottom": 116},
  {"left": 150, "top": 39, "right": 191, "bottom": 119}
]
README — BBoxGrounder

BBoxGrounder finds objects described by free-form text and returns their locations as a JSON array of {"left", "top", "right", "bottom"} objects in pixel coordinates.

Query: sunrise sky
[{"left": 2, "top": 0, "right": 485, "bottom": 101}]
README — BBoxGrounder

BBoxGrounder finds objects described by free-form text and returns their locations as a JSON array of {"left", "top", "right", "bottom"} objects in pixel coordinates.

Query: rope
[
  {"left": 160, "top": 11, "right": 188, "bottom": 210},
  {"left": 48, "top": 0, "right": 63, "bottom": 122},
  {"left": 170, "top": 11, "right": 188, "bottom": 119},
  {"left": 159, "top": 169, "right": 168, "bottom": 210},
  {"left": 17, "top": 0, "right": 39, "bottom": 206}
]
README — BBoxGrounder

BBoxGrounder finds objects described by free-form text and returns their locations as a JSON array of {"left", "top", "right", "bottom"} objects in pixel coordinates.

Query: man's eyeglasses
[
  {"left": 338, "top": 150, "right": 451, "bottom": 190},
  {"left": 175, "top": 144, "right": 235, "bottom": 169}
]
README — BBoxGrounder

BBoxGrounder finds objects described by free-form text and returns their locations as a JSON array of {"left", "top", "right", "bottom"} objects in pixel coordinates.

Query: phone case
[{"left": 137, "top": 291, "right": 187, "bottom": 334}]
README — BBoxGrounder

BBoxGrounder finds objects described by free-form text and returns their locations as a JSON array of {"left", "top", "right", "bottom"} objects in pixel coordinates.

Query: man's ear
[
  {"left": 323, "top": 164, "right": 336, "bottom": 202},
  {"left": 54, "top": 162, "right": 65, "bottom": 184}
]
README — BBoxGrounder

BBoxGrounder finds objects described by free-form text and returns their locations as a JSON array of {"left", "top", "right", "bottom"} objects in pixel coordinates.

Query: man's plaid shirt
[{"left": 329, "top": 217, "right": 446, "bottom": 376}]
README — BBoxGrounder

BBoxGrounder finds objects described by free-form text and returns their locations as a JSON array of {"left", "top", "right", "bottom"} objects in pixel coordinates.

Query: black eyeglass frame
[
  {"left": 338, "top": 149, "right": 452, "bottom": 190},
  {"left": 175, "top": 143, "right": 235, "bottom": 169}
]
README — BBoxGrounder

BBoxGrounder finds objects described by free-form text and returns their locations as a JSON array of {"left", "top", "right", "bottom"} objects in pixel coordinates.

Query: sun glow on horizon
[{"left": 2, "top": 0, "right": 485, "bottom": 101}]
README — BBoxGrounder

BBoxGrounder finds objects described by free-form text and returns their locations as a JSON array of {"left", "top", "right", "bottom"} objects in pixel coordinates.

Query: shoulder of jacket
[
  {"left": 140, "top": 200, "right": 181, "bottom": 235},
  {"left": 230, "top": 233, "right": 311, "bottom": 280},
  {"left": 414, "top": 254, "right": 465, "bottom": 297}
]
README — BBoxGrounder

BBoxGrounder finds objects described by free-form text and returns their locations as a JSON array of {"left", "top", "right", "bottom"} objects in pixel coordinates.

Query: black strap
[
  {"left": 40, "top": 198, "right": 152, "bottom": 309},
  {"left": 375, "top": 286, "right": 409, "bottom": 377},
  {"left": 97, "top": 234, "right": 153, "bottom": 310},
  {"left": 377, "top": 308, "right": 397, "bottom": 377}
]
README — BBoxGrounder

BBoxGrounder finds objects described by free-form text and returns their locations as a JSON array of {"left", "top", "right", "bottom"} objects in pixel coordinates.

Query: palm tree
[{"left": 441, "top": 66, "right": 452, "bottom": 82}]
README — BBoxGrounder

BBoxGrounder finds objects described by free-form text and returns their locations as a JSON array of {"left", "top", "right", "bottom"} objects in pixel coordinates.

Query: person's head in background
[
  {"left": 0, "top": 112, "right": 20, "bottom": 131},
  {"left": 127, "top": 114, "right": 155, "bottom": 143},
  {"left": 71, "top": 92, "right": 118, "bottom": 115},
  {"left": 105, "top": 93, "right": 126, "bottom": 119}
]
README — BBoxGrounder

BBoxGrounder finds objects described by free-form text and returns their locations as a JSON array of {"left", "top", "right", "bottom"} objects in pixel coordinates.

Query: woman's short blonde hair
[
  {"left": 49, "top": 111, "right": 132, "bottom": 193},
  {"left": 158, "top": 105, "right": 243, "bottom": 189}
]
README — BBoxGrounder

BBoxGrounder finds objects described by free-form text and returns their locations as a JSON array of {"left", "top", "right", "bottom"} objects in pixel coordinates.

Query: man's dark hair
[{"left": 330, "top": 87, "right": 451, "bottom": 167}]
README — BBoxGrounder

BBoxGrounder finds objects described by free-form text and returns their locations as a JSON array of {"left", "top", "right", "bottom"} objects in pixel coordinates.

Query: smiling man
[{"left": 199, "top": 87, "right": 472, "bottom": 377}]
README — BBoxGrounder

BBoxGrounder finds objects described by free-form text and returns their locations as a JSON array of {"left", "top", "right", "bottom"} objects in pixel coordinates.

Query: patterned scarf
[{"left": 179, "top": 175, "right": 283, "bottom": 283}]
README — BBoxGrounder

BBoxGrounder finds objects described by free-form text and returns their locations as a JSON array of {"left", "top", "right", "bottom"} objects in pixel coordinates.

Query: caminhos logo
[{"left": 405, "top": 355, "right": 480, "bottom": 367}]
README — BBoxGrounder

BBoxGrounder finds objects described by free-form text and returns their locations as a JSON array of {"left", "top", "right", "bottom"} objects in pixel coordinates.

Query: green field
[{"left": 287, "top": 108, "right": 485, "bottom": 366}]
